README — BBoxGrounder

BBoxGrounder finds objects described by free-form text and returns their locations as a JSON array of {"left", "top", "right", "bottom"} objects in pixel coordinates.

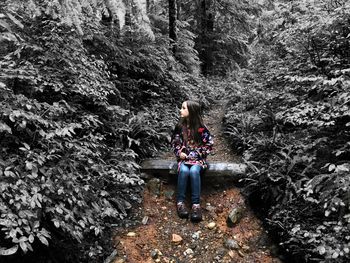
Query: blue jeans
[{"left": 177, "top": 163, "right": 202, "bottom": 204}]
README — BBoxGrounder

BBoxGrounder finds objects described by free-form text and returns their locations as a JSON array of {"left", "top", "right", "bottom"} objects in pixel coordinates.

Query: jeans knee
[
  {"left": 189, "top": 165, "right": 202, "bottom": 177},
  {"left": 179, "top": 164, "right": 190, "bottom": 176}
]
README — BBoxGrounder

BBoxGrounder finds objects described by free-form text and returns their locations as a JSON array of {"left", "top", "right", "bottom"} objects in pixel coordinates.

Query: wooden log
[{"left": 141, "top": 159, "right": 247, "bottom": 178}]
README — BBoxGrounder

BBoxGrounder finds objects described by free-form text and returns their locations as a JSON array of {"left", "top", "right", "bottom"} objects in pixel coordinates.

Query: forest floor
[{"left": 111, "top": 100, "right": 283, "bottom": 263}]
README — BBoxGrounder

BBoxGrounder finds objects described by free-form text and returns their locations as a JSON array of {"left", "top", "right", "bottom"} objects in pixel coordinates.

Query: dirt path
[{"left": 112, "top": 100, "right": 282, "bottom": 263}]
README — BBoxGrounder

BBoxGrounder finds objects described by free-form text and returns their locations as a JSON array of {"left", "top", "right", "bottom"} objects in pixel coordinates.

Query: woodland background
[{"left": 0, "top": 0, "right": 349, "bottom": 262}]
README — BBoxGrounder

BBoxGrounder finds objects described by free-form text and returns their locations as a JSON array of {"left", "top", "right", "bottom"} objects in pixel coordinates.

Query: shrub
[{"left": 223, "top": 1, "right": 350, "bottom": 261}]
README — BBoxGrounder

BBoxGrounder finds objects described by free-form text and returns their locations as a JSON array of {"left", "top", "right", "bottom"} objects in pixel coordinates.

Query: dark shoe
[
  {"left": 190, "top": 204, "right": 202, "bottom": 222},
  {"left": 177, "top": 202, "right": 189, "bottom": 219}
]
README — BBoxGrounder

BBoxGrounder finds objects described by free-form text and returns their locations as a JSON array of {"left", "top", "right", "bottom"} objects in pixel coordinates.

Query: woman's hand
[{"left": 179, "top": 152, "right": 187, "bottom": 160}]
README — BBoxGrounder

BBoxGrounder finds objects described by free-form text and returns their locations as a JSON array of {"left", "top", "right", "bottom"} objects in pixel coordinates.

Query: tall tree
[
  {"left": 169, "top": 0, "right": 177, "bottom": 53},
  {"left": 168, "top": 0, "right": 260, "bottom": 75},
  {"left": 197, "top": 0, "right": 215, "bottom": 74}
]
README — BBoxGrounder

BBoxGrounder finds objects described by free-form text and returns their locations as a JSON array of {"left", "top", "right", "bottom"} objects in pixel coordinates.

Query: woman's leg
[
  {"left": 189, "top": 164, "right": 203, "bottom": 222},
  {"left": 176, "top": 163, "right": 190, "bottom": 218},
  {"left": 177, "top": 163, "right": 190, "bottom": 203},
  {"left": 189, "top": 165, "right": 202, "bottom": 205}
]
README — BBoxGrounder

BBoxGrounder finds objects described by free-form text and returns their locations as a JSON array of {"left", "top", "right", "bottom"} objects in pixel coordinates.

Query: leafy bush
[
  {"left": 0, "top": 2, "right": 194, "bottom": 261},
  {"left": 224, "top": 1, "right": 350, "bottom": 262},
  {"left": 0, "top": 12, "right": 142, "bottom": 262},
  {"left": 225, "top": 74, "right": 350, "bottom": 262}
]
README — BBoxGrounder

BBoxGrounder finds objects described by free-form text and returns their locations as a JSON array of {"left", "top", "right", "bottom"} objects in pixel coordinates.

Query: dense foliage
[
  {"left": 0, "top": 0, "right": 210, "bottom": 261},
  {"left": 149, "top": 0, "right": 261, "bottom": 76},
  {"left": 183, "top": 0, "right": 261, "bottom": 76},
  {"left": 224, "top": 1, "right": 350, "bottom": 262},
  {"left": 5, "top": 0, "right": 350, "bottom": 262}
]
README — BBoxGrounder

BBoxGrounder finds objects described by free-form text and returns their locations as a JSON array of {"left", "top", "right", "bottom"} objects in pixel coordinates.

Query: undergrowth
[{"left": 224, "top": 1, "right": 350, "bottom": 262}]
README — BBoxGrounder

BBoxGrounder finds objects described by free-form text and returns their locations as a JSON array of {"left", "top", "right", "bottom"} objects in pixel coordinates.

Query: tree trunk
[
  {"left": 176, "top": 0, "right": 181, "bottom": 20},
  {"left": 146, "top": 0, "right": 155, "bottom": 14},
  {"left": 200, "top": 0, "right": 206, "bottom": 35},
  {"left": 169, "top": 0, "right": 177, "bottom": 54},
  {"left": 125, "top": 0, "right": 131, "bottom": 27},
  {"left": 123, "top": 0, "right": 132, "bottom": 42},
  {"left": 198, "top": 0, "right": 214, "bottom": 75},
  {"left": 146, "top": 0, "right": 150, "bottom": 13}
]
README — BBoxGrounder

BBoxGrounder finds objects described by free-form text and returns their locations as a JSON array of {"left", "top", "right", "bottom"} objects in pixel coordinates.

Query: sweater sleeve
[
  {"left": 197, "top": 127, "right": 213, "bottom": 158},
  {"left": 171, "top": 126, "right": 184, "bottom": 158}
]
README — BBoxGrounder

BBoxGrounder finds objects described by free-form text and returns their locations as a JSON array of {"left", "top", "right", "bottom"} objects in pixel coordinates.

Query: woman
[{"left": 171, "top": 100, "right": 214, "bottom": 222}]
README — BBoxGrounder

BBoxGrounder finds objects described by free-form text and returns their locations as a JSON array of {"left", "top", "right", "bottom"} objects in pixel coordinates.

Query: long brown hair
[{"left": 177, "top": 100, "right": 205, "bottom": 144}]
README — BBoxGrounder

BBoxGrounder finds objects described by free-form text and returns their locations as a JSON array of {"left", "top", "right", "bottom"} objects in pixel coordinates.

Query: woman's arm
[
  {"left": 197, "top": 127, "right": 213, "bottom": 158},
  {"left": 171, "top": 127, "right": 184, "bottom": 159},
  {"left": 171, "top": 134, "right": 183, "bottom": 158}
]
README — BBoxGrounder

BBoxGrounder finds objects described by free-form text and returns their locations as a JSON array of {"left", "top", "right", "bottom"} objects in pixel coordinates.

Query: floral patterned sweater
[{"left": 171, "top": 125, "right": 214, "bottom": 169}]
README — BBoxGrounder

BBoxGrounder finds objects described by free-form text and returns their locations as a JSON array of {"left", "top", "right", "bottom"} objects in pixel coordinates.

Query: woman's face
[{"left": 180, "top": 101, "right": 189, "bottom": 119}]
